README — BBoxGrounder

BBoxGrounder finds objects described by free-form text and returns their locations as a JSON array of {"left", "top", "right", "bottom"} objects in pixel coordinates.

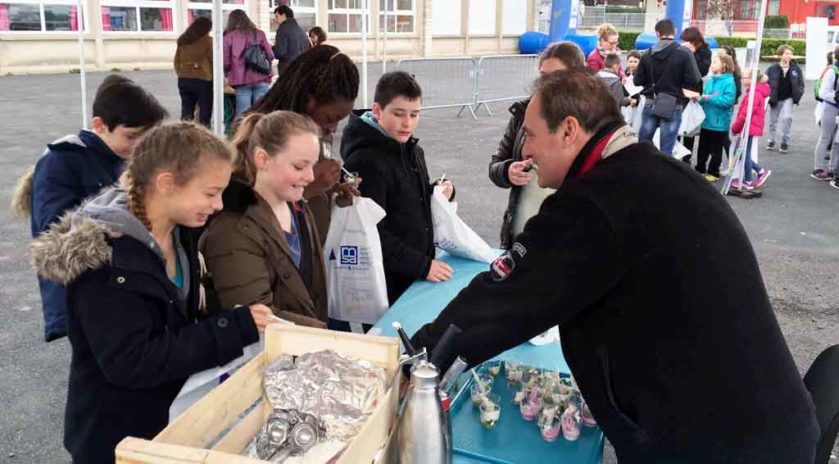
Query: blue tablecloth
[{"left": 372, "top": 253, "right": 604, "bottom": 464}]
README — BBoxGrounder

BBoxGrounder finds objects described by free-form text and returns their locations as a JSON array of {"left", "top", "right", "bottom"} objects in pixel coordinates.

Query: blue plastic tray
[{"left": 450, "top": 369, "right": 604, "bottom": 464}]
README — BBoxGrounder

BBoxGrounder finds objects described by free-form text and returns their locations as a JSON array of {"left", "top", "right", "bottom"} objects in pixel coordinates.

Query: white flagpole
[
  {"left": 382, "top": 0, "right": 387, "bottom": 74},
  {"left": 723, "top": 0, "right": 767, "bottom": 195},
  {"left": 211, "top": 0, "right": 225, "bottom": 136},
  {"left": 77, "top": 0, "right": 89, "bottom": 130},
  {"left": 362, "top": 0, "right": 369, "bottom": 108}
]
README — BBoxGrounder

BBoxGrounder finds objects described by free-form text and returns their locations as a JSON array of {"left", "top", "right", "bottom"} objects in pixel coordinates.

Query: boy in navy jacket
[{"left": 13, "top": 75, "right": 167, "bottom": 341}]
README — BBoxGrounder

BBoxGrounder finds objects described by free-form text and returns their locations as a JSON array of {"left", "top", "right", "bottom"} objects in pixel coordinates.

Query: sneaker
[
  {"left": 831, "top": 179, "right": 839, "bottom": 190},
  {"left": 704, "top": 174, "right": 719, "bottom": 182},
  {"left": 766, "top": 141, "right": 776, "bottom": 150},
  {"left": 730, "top": 179, "right": 743, "bottom": 189},
  {"left": 811, "top": 169, "right": 831, "bottom": 181},
  {"left": 755, "top": 169, "right": 772, "bottom": 188},
  {"left": 743, "top": 181, "right": 755, "bottom": 190},
  {"left": 779, "top": 143, "right": 789, "bottom": 153}
]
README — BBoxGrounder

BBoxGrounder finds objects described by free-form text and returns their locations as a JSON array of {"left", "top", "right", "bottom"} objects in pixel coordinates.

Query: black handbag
[{"left": 243, "top": 32, "right": 271, "bottom": 74}]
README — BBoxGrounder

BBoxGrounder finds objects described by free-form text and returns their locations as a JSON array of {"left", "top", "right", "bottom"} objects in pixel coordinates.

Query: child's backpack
[{"left": 814, "top": 65, "right": 839, "bottom": 102}]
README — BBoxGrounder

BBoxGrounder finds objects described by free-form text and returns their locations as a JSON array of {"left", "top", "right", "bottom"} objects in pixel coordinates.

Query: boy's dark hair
[
  {"left": 540, "top": 41, "right": 585, "bottom": 69},
  {"left": 828, "top": 51, "right": 834, "bottom": 66},
  {"left": 536, "top": 69, "right": 622, "bottom": 133},
  {"left": 776, "top": 44, "right": 793, "bottom": 56},
  {"left": 274, "top": 5, "right": 293, "bottom": 17},
  {"left": 250, "top": 45, "right": 358, "bottom": 115},
  {"left": 603, "top": 53, "right": 621, "bottom": 70},
  {"left": 374, "top": 71, "right": 422, "bottom": 108},
  {"left": 627, "top": 50, "right": 642, "bottom": 61},
  {"left": 655, "top": 19, "right": 675, "bottom": 37},
  {"left": 92, "top": 75, "right": 167, "bottom": 131}
]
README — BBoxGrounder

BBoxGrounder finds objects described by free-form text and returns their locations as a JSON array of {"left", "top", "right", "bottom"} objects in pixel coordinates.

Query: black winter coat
[
  {"left": 634, "top": 40, "right": 702, "bottom": 106},
  {"left": 413, "top": 125, "right": 819, "bottom": 463},
  {"left": 488, "top": 98, "right": 528, "bottom": 249},
  {"left": 342, "top": 112, "right": 438, "bottom": 304},
  {"left": 767, "top": 60, "right": 805, "bottom": 105},
  {"left": 272, "top": 18, "right": 310, "bottom": 75},
  {"left": 32, "top": 207, "right": 259, "bottom": 464}
]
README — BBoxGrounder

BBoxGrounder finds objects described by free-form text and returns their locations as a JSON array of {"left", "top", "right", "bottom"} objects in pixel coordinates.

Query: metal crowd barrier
[
  {"left": 395, "top": 57, "right": 479, "bottom": 119},
  {"left": 473, "top": 54, "right": 539, "bottom": 117},
  {"left": 394, "top": 54, "right": 539, "bottom": 119}
]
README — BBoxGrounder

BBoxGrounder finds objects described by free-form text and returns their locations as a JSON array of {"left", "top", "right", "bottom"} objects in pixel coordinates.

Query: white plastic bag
[
  {"left": 169, "top": 335, "right": 264, "bottom": 422},
  {"left": 622, "top": 78, "right": 645, "bottom": 133},
  {"left": 678, "top": 101, "right": 705, "bottom": 137},
  {"left": 431, "top": 186, "right": 496, "bottom": 264},
  {"left": 653, "top": 129, "right": 692, "bottom": 160},
  {"left": 323, "top": 197, "right": 389, "bottom": 325}
]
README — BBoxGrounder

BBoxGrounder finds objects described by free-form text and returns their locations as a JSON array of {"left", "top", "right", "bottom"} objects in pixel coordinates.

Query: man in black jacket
[
  {"left": 766, "top": 44, "right": 805, "bottom": 153},
  {"left": 412, "top": 69, "right": 819, "bottom": 463},
  {"left": 634, "top": 19, "right": 702, "bottom": 156},
  {"left": 342, "top": 71, "right": 455, "bottom": 304},
  {"left": 272, "top": 5, "right": 310, "bottom": 76}
]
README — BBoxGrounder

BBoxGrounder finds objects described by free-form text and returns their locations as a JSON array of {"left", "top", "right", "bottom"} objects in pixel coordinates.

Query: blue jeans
[
  {"left": 743, "top": 136, "right": 763, "bottom": 183},
  {"left": 639, "top": 100, "right": 683, "bottom": 156},
  {"left": 234, "top": 82, "right": 269, "bottom": 116}
]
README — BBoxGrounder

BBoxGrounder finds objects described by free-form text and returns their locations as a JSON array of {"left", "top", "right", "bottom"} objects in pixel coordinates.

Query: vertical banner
[
  {"left": 806, "top": 17, "right": 829, "bottom": 80},
  {"left": 549, "top": 0, "right": 573, "bottom": 42}
]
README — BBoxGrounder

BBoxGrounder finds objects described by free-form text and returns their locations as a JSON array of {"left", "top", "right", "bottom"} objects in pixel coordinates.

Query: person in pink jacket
[
  {"left": 731, "top": 68, "right": 772, "bottom": 190},
  {"left": 223, "top": 9, "right": 274, "bottom": 117}
]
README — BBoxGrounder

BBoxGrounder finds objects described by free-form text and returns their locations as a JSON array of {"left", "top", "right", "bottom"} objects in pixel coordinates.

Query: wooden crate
[{"left": 116, "top": 325, "right": 401, "bottom": 464}]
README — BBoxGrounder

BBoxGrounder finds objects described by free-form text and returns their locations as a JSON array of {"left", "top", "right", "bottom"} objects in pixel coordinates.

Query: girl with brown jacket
[{"left": 200, "top": 111, "right": 328, "bottom": 327}]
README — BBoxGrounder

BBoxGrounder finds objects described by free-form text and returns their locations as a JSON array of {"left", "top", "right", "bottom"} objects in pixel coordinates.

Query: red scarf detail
[{"left": 577, "top": 131, "right": 615, "bottom": 178}]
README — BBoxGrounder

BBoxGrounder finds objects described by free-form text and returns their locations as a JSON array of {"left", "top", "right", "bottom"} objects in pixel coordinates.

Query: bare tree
[{"left": 705, "top": 0, "right": 737, "bottom": 35}]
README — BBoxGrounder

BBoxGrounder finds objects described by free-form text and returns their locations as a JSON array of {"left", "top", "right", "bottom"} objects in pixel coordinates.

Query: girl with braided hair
[
  {"left": 30, "top": 123, "right": 278, "bottom": 464},
  {"left": 249, "top": 44, "right": 360, "bottom": 238}
]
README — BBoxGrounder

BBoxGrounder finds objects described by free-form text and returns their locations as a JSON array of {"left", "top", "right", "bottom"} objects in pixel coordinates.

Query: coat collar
[
  {"left": 567, "top": 120, "right": 633, "bottom": 179},
  {"left": 237, "top": 189, "right": 318, "bottom": 316}
]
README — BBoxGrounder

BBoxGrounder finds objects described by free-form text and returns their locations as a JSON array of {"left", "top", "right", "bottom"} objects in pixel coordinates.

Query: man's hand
[
  {"left": 507, "top": 160, "right": 533, "bottom": 187},
  {"left": 426, "top": 259, "right": 454, "bottom": 283},
  {"left": 304, "top": 158, "right": 340, "bottom": 199}
]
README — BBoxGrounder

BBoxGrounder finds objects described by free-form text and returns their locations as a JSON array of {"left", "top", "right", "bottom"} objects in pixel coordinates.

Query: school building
[{"left": 0, "top": 0, "right": 540, "bottom": 74}]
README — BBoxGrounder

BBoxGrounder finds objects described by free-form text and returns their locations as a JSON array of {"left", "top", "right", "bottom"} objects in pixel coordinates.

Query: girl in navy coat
[{"left": 30, "top": 123, "right": 276, "bottom": 464}]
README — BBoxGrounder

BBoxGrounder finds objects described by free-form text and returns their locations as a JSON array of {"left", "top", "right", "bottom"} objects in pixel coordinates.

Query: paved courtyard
[{"left": 0, "top": 68, "right": 837, "bottom": 463}]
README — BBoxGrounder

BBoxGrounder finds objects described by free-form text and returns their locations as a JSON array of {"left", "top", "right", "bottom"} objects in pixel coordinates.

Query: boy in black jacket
[
  {"left": 766, "top": 44, "right": 805, "bottom": 153},
  {"left": 342, "top": 71, "right": 455, "bottom": 304},
  {"left": 13, "top": 75, "right": 166, "bottom": 341}
]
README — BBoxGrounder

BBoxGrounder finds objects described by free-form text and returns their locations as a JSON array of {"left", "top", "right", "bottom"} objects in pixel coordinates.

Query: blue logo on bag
[{"left": 340, "top": 246, "right": 359, "bottom": 265}]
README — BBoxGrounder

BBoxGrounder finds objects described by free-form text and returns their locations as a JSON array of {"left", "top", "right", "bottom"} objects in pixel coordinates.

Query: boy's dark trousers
[
  {"left": 178, "top": 78, "right": 213, "bottom": 127},
  {"left": 695, "top": 128, "right": 729, "bottom": 177}
]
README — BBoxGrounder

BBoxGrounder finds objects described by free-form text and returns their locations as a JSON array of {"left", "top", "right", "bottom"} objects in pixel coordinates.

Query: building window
[
  {"left": 379, "top": 0, "right": 413, "bottom": 33},
  {"left": 187, "top": 0, "right": 244, "bottom": 26},
  {"left": 101, "top": 0, "right": 174, "bottom": 31},
  {"left": 328, "top": 0, "right": 369, "bottom": 34},
  {"left": 0, "top": 0, "right": 84, "bottom": 32}
]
